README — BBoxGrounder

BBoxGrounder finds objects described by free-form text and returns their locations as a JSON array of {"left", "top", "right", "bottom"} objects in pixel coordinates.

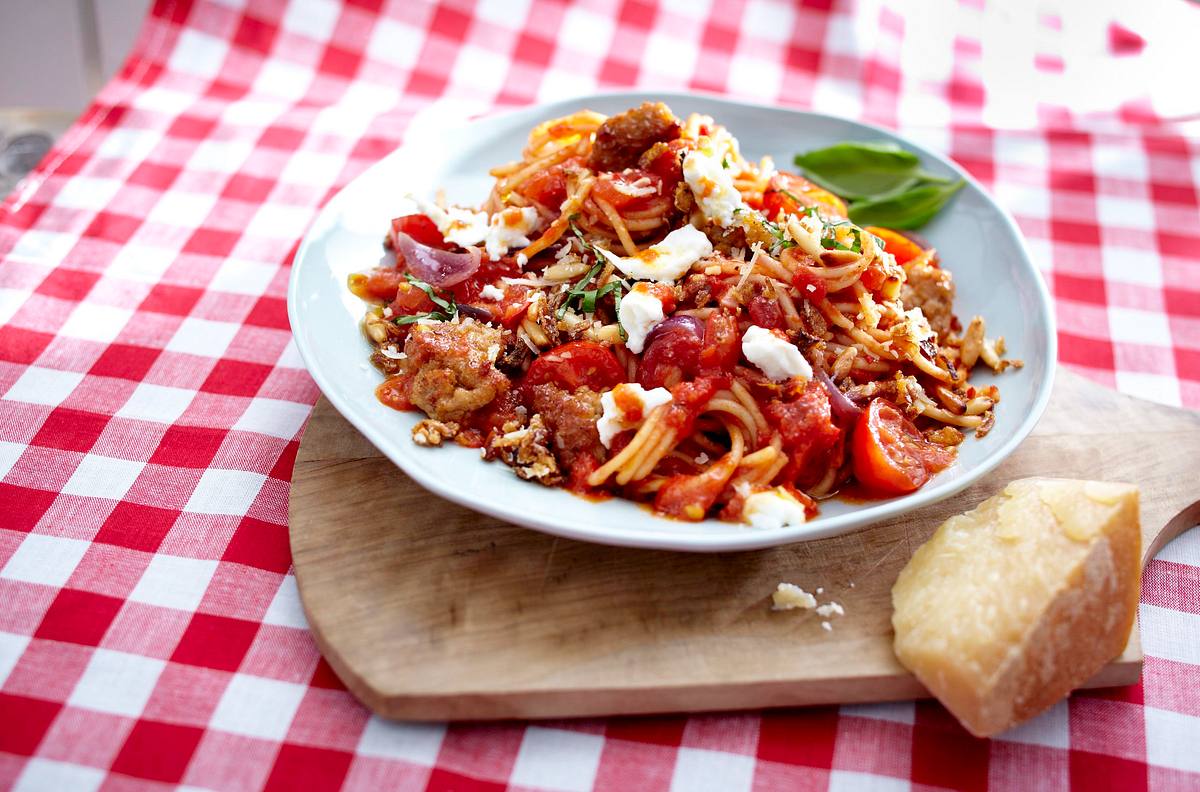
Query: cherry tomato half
[
  {"left": 762, "top": 172, "right": 849, "bottom": 222},
  {"left": 391, "top": 214, "right": 447, "bottom": 250},
  {"left": 864, "top": 226, "right": 926, "bottom": 267},
  {"left": 851, "top": 399, "right": 955, "bottom": 496},
  {"left": 592, "top": 169, "right": 663, "bottom": 211},
  {"left": 523, "top": 341, "right": 625, "bottom": 393},
  {"left": 698, "top": 311, "right": 740, "bottom": 372}
]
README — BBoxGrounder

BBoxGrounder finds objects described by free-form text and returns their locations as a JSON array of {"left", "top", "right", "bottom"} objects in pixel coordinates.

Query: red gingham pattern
[{"left": 1, "top": 0, "right": 1198, "bottom": 789}]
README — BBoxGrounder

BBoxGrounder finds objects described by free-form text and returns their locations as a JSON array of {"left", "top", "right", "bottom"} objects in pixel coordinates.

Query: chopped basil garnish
[{"left": 393, "top": 273, "right": 457, "bottom": 324}]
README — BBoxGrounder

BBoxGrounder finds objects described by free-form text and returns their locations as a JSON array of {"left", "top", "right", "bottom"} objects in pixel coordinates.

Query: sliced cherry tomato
[
  {"left": 592, "top": 169, "right": 664, "bottom": 211},
  {"left": 858, "top": 252, "right": 905, "bottom": 299},
  {"left": 747, "top": 294, "right": 785, "bottom": 330},
  {"left": 521, "top": 158, "right": 578, "bottom": 209},
  {"left": 698, "top": 311, "right": 740, "bottom": 373},
  {"left": 349, "top": 269, "right": 406, "bottom": 302},
  {"left": 387, "top": 280, "right": 436, "bottom": 317},
  {"left": 660, "top": 375, "right": 728, "bottom": 438},
  {"left": 637, "top": 317, "right": 703, "bottom": 389},
  {"left": 764, "top": 380, "right": 843, "bottom": 488},
  {"left": 449, "top": 256, "right": 522, "bottom": 302},
  {"left": 762, "top": 172, "right": 849, "bottom": 222},
  {"left": 522, "top": 341, "right": 624, "bottom": 394},
  {"left": 852, "top": 398, "right": 955, "bottom": 496},
  {"left": 641, "top": 138, "right": 693, "bottom": 191},
  {"left": 864, "top": 226, "right": 926, "bottom": 266},
  {"left": 376, "top": 374, "right": 414, "bottom": 411},
  {"left": 654, "top": 452, "right": 739, "bottom": 521},
  {"left": 391, "top": 214, "right": 447, "bottom": 250},
  {"left": 790, "top": 266, "right": 827, "bottom": 304}
]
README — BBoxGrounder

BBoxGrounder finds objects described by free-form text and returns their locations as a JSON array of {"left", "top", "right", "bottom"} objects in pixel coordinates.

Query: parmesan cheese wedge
[{"left": 891, "top": 478, "right": 1141, "bottom": 737}]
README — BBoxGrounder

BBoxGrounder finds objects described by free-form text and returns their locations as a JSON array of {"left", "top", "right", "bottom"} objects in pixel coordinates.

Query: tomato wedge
[
  {"left": 762, "top": 172, "right": 849, "bottom": 221},
  {"left": 523, "top": 341, "right": 624, "bottom": 393},
  {"left": 851, "top": 399, "right": 955, "bottom": 496},
  {"left": 864, "top": 226, "right": 926, "bottom": 266},
  {"left": 391, "top": 214, "right": 447, "bottom": 250}
]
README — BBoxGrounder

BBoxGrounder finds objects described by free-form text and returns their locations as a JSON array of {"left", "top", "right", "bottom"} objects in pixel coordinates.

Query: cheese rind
[{"left": 891, "top": 477, "right": 1141, "bottom": 737}]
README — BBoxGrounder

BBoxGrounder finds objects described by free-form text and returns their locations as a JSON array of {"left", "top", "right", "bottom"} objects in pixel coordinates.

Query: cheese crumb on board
[
  {"left": 816, "top": 602, "right": 844, "bottom": 618},
  {"left": 891, "top": 477, "right": 1141, "bottom": 738},
  {"left": 771, "top": 583, "right": 816, "bottom": 611}
]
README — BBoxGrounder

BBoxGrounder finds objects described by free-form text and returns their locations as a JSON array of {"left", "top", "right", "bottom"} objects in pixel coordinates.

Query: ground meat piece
[
  {"left": 528, "top": 383, "right": 604, "bottom": 468},
  {"left": 402, "top": 321, "right": 509, "bottom": 422},
  {"left": 900, "top": 261, "right": 955, "bottom": 336},
  {"left": 588, "top": 102, "right": 681, "bottom": 173},
  {"left": 487, "top": 414, "right": 562, "bottom": 485}
]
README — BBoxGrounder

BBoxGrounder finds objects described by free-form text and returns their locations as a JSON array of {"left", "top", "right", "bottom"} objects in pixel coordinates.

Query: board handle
[{"left": 1144, "top": 498, "right": 1200, "bottom": 567}]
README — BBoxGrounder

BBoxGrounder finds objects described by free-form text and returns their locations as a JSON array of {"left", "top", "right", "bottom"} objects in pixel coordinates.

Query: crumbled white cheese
[
  {"left": 382, "top": 306, "right": 394, "bottom": 318},
  {"left": 816, "top": 601, "right": 845, "bottom": 618},
  {"left": 682, "top": 145, "right": 747, "bottom": 227},
  {"left": 617, "top": 284, "right": 665, "bottom": 354},
  {"left": 743, "top": 486, "right": 809, "bottom": 529},
  {"left": 409, "top": 194, "right": 488, "bottom": 248},
  {"left": 611, "top": 175, "right": 657, "bottom": 198},
  {"left": 379, "top": 345, "right": 407, "bottom": 360},
  {"left": 741, "top": 325, "right": 813, "bottom": 382},
  {"left": 485, "top": 343, "right": 500, "bottom": 362},
  {"left": 484, "top": 207, "right": 538, "bottom": 261},
  {"left": 596, "top": 383, "right": 672, "bottom": 448},
  {"left": 821, "top": 621, "right": 833, "bottom": 632},
  {"left": 902, "top": 306, "right": 937, "bottom": 345},
  {"left": 479, "top": 283, "right": 506, "bottom": 301},
  {"left": 772, "top": 582, "right": 817, "bottom": 611},
  {"left": 596, "top": 224, "right": 713, "bottom": 283}
]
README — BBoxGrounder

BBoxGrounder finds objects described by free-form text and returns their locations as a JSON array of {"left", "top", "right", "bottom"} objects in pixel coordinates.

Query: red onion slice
[
  {"left": 392, "top": 230, "right": 481, "bottom": 288},
  {"left": 814, "top": 364, "right": 863, "bottom": 425}
]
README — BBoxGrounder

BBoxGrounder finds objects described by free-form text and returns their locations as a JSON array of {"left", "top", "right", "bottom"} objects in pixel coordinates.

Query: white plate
[{"left": 288, "top": 91, "right": 1056, "bottom": 552}]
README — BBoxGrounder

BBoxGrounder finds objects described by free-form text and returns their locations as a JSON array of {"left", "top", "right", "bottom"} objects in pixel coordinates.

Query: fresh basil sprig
[
  {"left": 793, "top": 141, "right": 963, "bottom": 230},
  {"left": 394, "top": 273, "right": 457, "bottom": 324},
  {"left": 847, "top": 180, "right": 965, "bottom": 230}
]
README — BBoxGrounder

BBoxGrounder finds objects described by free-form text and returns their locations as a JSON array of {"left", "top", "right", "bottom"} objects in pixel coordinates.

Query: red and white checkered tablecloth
[{"left": 1, "top": 0, "right": 1198, "bottom": 789}]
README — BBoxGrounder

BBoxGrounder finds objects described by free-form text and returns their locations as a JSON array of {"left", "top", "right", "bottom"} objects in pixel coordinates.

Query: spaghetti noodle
[{"left": 349, "top": 101, "right": 1020, "bottom": 528}]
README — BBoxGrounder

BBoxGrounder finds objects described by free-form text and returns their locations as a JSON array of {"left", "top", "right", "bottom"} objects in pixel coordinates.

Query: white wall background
[{"left": 0, "top": 0, "right": 153, "bottom": 112}]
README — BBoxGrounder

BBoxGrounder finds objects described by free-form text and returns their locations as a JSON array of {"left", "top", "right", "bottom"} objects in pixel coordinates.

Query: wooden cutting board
[{"left": 288, "top": 367, "right": 1200, "bottom": 721}]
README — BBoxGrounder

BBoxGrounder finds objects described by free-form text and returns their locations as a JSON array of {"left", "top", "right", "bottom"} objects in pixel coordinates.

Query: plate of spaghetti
[{"left": 288, "top": 92, "right": 1055, "bottom": 552}]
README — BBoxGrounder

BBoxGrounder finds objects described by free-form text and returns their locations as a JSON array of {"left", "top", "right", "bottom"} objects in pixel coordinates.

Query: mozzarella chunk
[
  {"left": 682, "top": 145, "right": 747, "bottom": 228},
  {"left": 409, "top": 194, "right": 489, "bottom": 248},
  {"left": 596, "top": 224, "right": 713, "bottom": 283},
  {"left": 618, "top": 284, "right": 666, "bottom": 354},
  {"left": 596, "top": 383, "right": 673, "bottom": 448},
  {"left": 741, "top": 325, "right": 813, "bottom": 382},
  {"left": 484, "top": 207, "right": 539, "bottom": 261},
  {"left": 743, "top": 486, "right": 808, "bottom": 529},
  {"left": 479, "top": 283, "right": 506, "bottom": 301}
]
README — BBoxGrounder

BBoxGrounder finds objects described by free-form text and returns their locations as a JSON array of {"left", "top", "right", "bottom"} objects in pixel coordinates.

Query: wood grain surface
[{"left": 288, "top": 367, "right": 1200, "bottom": 721}]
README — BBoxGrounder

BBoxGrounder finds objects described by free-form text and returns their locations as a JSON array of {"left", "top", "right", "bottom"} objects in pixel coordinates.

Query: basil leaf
[
  {"left": 403, "top": 273, "right": 454, "bottom": 313},
  {"left": 847, "top": 180, "right": 965, "bottom": 230},
  {"left": 794, "top": 142, "right": 921, "bottom": 200}
]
